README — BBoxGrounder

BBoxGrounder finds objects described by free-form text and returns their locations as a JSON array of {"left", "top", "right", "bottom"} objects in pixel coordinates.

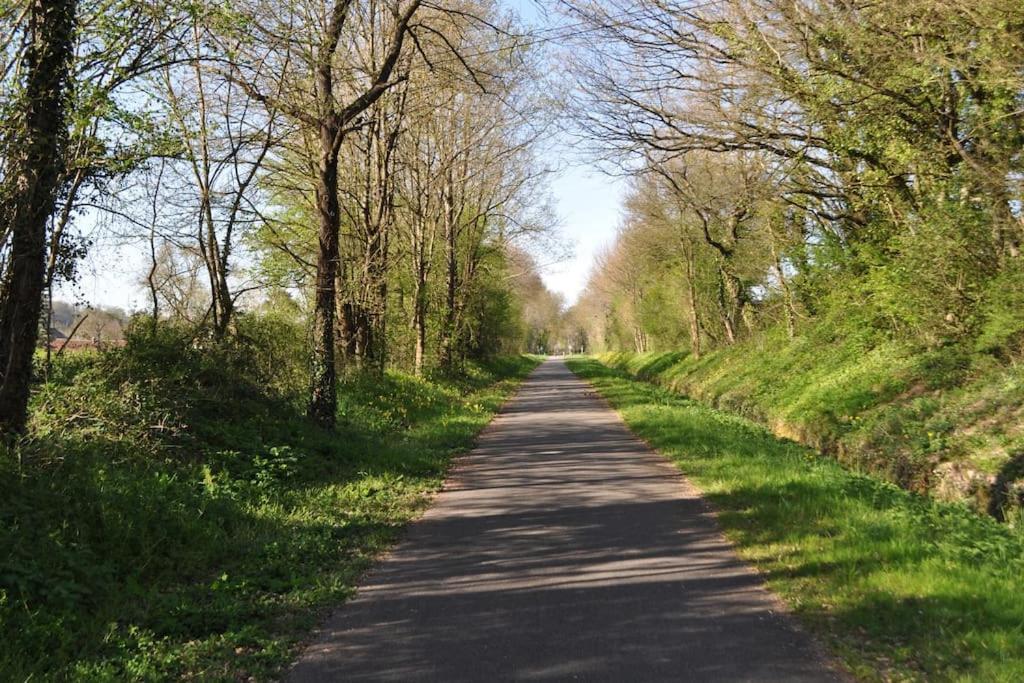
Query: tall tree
[
  {"left": 224, "top": 0, "right": 423, "bottom": 427},
  {"left": 0, "top": 0, "right": 76, "bottom": 435}
]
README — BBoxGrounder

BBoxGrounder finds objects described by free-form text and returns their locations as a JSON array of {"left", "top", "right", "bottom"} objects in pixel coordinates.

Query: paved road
[{"left": 288, "top": 359, "right": 841, "bottom": 682}]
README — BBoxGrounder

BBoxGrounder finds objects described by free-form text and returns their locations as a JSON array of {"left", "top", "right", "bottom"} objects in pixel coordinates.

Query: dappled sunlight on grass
[{"left": 0, "top": 350, "right": 539, "bottom": 680}]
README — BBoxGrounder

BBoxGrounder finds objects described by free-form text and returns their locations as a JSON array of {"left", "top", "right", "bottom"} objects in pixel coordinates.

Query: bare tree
[{"left": 159, "top": 18, "right": 278, "bottom": 337}]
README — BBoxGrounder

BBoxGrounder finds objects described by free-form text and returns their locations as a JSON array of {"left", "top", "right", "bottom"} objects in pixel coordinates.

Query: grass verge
[
  {"left": 595, "top": 330, "right": 1024, "bottom": 517},
  {"left": 1, "top": 341, "right": 539, "bottom": 681},
  {"left": 568, "top": 356, "right": 1024, "bottom": 682}
]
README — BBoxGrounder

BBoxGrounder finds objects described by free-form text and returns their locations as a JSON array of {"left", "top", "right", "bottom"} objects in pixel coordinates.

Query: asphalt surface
[{"left": 287, "top": 358, "right": 842, "bottom": 682}]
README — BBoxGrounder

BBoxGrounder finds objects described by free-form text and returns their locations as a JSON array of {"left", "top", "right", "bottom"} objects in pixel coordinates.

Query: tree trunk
[
  {"left": 412, "top": 282, "right": 426, "bottom": 377},
  {"left": 769, "top": 237, "right": 798, "bottom": 339},
  {"left": 438, "top": 183, "right": 458, "bottom": 372},
  {"left": 371, "top": 228, "right": 389, "bottom": 372},
  {"left": 146, "top": 161, "right": 165, "bottom": 322},
  {"left": 993, "top": 190, "right": 1022, "bottom": 261},
  {"left": 633, "top": 321, "right": 649, "bottom": 354},
  {"left": 212, "top": 269, "right": 233, "bottom": 337},
  {"left": 336, "top": 288, "right": 357, "bottom": 366},
  {"left": 0, "top": 0, "right": 76, "bottom": 436},
  {"left": 374, "top": 279, "right": 387, "bottom": 371},
  {"left": 308, "top": 120, "right": 341, "bottom": 428},
  {"left": 351, "top": 303, "right": 369, "bottom": 370},
  {"left": 362, "top": 113, "right": 393, "bottom": 374},
  {"left": 683, "top": 243, "right": 702, "bottom": 359},
  {"left": 409, "top": 215, "right": 429, "bottom": 377},
  {"left": 363, "top": 217, "right": 387, "bottom": 372},
  {"left": 716, "top": 265, "right": 737, "bottom": 345}
]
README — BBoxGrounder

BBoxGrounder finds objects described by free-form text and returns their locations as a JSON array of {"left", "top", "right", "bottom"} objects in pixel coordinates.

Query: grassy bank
[
  {"left": 0, "top": 328, "right": 538, "bottom": 680},
  {"left": 595, "top": 330, "right": 1024, "bottom": 519},
  {"left": 569, "top": 357, "right": 1024, "bottom": 682}
]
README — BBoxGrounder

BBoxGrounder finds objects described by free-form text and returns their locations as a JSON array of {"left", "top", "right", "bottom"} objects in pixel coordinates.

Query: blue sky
[
  {"left": 541, "top": 167, "right": 624, "bottom": 303},
  {"left": 58, "top": 0, "right": 625, "bottom": 311}
]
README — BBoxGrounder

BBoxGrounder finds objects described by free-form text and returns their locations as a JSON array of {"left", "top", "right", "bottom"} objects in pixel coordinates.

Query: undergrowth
[
  {"left": 597, "top": 326, "right": 1024, "bottom": 518},
  {"left": 0, "top": 323, "right": 538, "bottom": 680}
]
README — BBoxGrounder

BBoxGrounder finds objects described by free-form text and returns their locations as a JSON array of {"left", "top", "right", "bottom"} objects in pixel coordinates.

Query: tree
[
  {"left": 0, "top": 0, "right": 77, "bottom": 435},
  {"left": 159, "top": 17, "right": 278, "bottom": 337},
  {"left": 221, "top": 0, "right": 424, "bottom": 427},
  {"left": 561, "top": 0, "right": 1023, "bottom": 352}
]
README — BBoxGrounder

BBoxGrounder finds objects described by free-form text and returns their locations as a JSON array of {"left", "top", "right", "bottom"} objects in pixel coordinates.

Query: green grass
[
  {"left": 0, "top": 337, "right": 539, "bottom": 681},
  {"left": 568, "top": 357, "right": 1024, "bottom": 682},
  {"left": 596, "top": 331, "right": 1024, "bottom": 513}
]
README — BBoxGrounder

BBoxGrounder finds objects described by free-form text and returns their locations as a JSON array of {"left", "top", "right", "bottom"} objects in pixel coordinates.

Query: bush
[
  {"left": 975, "top": 259, "right": 1024, "bottom": 359},
  {"left": 1, "top": 318, "right": 537, "bottom": 679}
]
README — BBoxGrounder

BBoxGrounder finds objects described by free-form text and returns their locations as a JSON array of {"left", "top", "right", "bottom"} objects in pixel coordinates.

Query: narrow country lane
[{"left": 287, "top": 358, "right": 842, "bottom": 682}]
